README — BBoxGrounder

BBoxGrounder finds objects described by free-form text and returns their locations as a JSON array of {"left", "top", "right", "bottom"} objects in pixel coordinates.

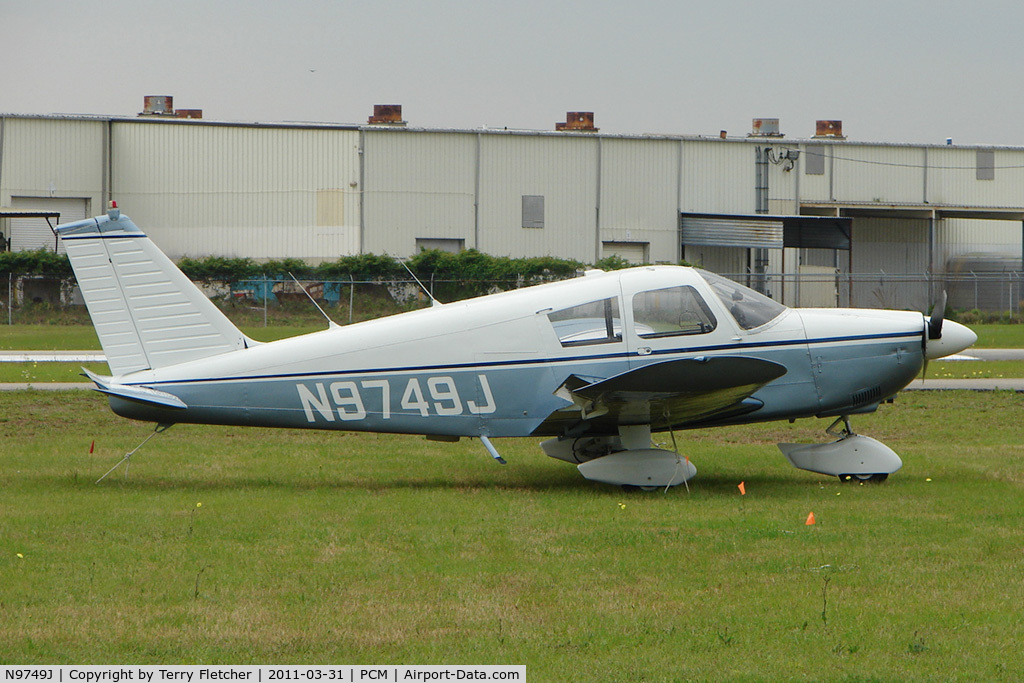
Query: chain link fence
[
  {"left": 4, "top": 270, "right": 1023, "bottom": 326},
  {"left": 724, "top": 271, "right": 1023, "bottom": 315}
]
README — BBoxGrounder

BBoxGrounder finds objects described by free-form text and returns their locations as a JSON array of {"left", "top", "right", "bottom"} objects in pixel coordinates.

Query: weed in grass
[
  {"left": 907, "top": 631, "right": 928, "bottom": 654},
  {"left": 715, "top": 627, "right": 733, "bottom": 647},
  {"left": 187, "top": 502, "right": 202, "bottom": 537},
  {"left": 194, "top": 564, "right": 212, "bottom": 600}
]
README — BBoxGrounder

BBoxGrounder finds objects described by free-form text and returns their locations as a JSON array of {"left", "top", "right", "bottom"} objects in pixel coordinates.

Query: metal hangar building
[{"left": 3, "top": 102, "right": 1024, "bottom": 310}]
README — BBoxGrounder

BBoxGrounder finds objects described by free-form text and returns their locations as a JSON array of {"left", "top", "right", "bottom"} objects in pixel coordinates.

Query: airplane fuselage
[{"left": 104, "top": 266, "right": 927, "bottom": 439}]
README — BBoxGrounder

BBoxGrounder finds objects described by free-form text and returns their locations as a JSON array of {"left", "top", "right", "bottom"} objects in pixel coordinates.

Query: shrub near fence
[
  {"left": 0, "top": 249, "right": 594, "bottom": 325},
  {"left": 6, "top": 249, "right": 1024, "bottom": 326}
]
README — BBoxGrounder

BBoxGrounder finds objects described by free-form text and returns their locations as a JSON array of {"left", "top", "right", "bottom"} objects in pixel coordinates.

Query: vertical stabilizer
[{"left": 57, "top": 210, "right": 253, "bottom": 376}]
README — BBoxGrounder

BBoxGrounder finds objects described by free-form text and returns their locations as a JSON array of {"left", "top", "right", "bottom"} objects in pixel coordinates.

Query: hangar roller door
[{"left": 602, "top": 241, "right": 648, "bottom": 264}]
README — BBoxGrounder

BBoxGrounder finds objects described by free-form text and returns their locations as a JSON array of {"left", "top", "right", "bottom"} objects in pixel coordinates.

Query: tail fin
[{"left": 57, "top": 208, "right": 254, "bottom": 376}]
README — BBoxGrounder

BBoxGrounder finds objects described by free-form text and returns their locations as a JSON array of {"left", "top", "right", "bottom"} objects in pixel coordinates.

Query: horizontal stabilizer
[
  {"left": 57, "top": 210, "right": 254, "bottom": 376},
  {"left": 83, "top": 368, "right": 187, "bottom": 410}
]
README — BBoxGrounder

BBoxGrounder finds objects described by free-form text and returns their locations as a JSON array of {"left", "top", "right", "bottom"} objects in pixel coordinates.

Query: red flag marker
[
  {"left": 738, "top": 481, "right": 746, "bottom": 496},
  {"left": 805, "top": 511, "right": 816, "bottom": 526},
  {"left": 89, "top": 440, "right": 95, "bottom": 454}
]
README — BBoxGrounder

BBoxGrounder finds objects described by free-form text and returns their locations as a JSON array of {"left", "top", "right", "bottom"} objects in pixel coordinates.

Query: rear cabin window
[
  {"left": 632, "top": 286, "right": 717, "bottom": 338},
  {"left": 547, "top": 297, "right": 623, "bottom": 347}
]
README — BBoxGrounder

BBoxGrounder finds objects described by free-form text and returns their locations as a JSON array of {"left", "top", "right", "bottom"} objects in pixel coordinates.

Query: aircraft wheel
[
  {"left": 838, "top": 473, "right": 889, "bottom": 483},
  {"left": 620, "top": 484, "right": 661, "bottom": 492}
]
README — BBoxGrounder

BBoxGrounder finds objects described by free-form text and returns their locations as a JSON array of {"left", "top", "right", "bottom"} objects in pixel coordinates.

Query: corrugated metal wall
[
  {"left": 794, "top": 141, "right": 1024, "bottom": 210},
  {"left": 477, "top": 134, "right": 599, "bottom": 261},
  {"left": 679, "top": 140, "right": 755, "bottom": 213},
  {"left": 362, "top": 130, "right": 476, "bottom": 255},
  {"left": 0, "top": 117, "right": 105, "bottom": 209},
  {"left": 363, "top": 132, "right": 682, "bottom": 263},
  {"left": 5, "top": 116, "right": 1024, "bottom": 277},
  {"left": 939, "top": 218, "right": 1022, "bottom": 265},
  {"left": 850, "top": 218, "right": 931, "bottom": 309},
  {"left": 111, "top": 121, "right": 361, "bottom": 260},
  {"left": 599, "top": 138, "right": 679, "bottom": 262},
  {"left": 927, "top": 147, "right": 1024, "bottom": 207},
  {"left": 831, "top": 145, "right": 928, "bottom": 204}
]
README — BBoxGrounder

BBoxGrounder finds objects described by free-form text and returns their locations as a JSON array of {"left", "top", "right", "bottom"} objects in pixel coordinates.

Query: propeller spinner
[{"left": 923, "top": 291, "right": 977, "bottom": 361}]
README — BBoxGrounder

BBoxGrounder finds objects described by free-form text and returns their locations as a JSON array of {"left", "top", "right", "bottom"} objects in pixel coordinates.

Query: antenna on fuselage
[
  {"left": 398, "top": 259, "right": 443, "bottom": 307},
  {"left": 287, "top": 272, "right": 340, "bottom": 329}
]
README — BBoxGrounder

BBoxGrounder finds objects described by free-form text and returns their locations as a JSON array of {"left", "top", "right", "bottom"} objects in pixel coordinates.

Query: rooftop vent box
[
  {"left": 140, "top": 95, "right": 174, "bottom": 116},
  {"left": 814, "top": 120, "right": 845, "bottom": 139},
  {"left": 556, "top": 112, "right": 598, "bottom": 132},
  {"left": 368, "top": 105, "right": 407, "bottom": 125},
  {"left": 750, "top": 118, "right": 783, "bottom": 137}
]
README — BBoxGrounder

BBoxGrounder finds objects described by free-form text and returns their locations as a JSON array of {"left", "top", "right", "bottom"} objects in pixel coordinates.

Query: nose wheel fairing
[{"left": 778, "top": 417, "right": 903, "bottom": 480}]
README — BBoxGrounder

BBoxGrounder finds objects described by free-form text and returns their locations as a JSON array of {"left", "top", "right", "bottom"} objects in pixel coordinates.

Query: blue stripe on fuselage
[{"left": 122, "top": 328, "right": 924, "bottom": 388}]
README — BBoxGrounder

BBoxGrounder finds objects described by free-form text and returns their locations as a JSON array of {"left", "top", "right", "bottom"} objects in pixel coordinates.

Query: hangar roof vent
[
  {"left": 749, "top": 118, "right": 783, "bottom": 137},
  {"left": 138, "top": 96, "right": 202, "bottom": 119},
  {"left": 556, "top": 112, "right": 598, "bottom": 132},
  {"left": 814, "top": 120, "right": 846, "bottom": 139},
  {"left": 368, "top": 104, "right": 407, "bottom": 126},
  {"left": 140, "top": 95, "right": 175, "bottom": 116}
]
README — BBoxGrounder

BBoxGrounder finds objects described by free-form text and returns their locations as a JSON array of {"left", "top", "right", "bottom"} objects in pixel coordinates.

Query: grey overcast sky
[{"left": 2, "top": 0, "right": 1022, "bottom": 146}]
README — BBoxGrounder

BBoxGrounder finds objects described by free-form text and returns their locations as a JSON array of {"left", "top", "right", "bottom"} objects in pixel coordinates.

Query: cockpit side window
[
  {"left": 697, "top": 269, "right": 787, "bottom": 330},
  {"left": 547, "top": 297, "right": 623, "bottom": 347},
  {"left": 632, "top": 286, "right": 717, "bottom": 338}
]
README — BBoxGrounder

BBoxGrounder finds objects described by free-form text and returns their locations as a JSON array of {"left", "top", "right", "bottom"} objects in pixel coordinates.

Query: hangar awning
[
  {"left": 679, "top": 212, "right": 852, "bottom": 250},
  {"left": 801, "top": 202, "right": 1024, "bottom": 222},
  {"left": 0, "top": 210, "right": 62, "bottom": 252}
]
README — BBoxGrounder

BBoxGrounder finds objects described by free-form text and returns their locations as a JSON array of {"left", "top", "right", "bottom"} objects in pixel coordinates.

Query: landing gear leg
[{"left": 826, "top": 415, "right": 853, "bottom": 439}]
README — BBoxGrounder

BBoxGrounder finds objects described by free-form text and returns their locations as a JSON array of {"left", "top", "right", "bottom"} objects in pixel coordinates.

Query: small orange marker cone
[
  {"left": 805, "top": 511, "right": 816, "bottom": 526},
  {"left": 738, "top": 481, "right": 746, "bottom": 496}
]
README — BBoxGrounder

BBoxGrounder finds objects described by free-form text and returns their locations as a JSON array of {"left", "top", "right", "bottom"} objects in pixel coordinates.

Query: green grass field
[{"left": 2, "top": 389, "right": 1023, "bottom": 680}]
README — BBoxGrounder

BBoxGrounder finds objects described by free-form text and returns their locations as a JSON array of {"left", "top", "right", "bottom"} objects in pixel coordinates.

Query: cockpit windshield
[{"left": 696, "top": 269, "right": 788, "bottom": 330}]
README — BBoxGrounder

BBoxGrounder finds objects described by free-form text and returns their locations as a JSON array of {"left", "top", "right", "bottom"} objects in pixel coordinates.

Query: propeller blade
[{"left": 927, "top": 290, "right": 947, "bottom": 340}]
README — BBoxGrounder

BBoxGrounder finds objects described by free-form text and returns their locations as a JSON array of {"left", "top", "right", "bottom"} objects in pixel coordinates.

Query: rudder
[{"left": 57, "top": 206, "right": 253, "bottom": 376}]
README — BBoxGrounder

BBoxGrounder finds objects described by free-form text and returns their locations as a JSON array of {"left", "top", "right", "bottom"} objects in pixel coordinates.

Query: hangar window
[
  {"left": 547, "top": 297, "right": 622, "bottom": 346},
  {"left": 522, "top": 195, "right": 545, "bottom": 228},
  {"left": 633, "top": 286, "right": 716, "bottom": 338}
]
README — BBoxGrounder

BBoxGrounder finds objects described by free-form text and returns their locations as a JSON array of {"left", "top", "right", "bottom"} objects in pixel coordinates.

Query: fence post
[
  {"left": 7, "top": 273, "right": 11, "bottom": 326},
  {"left": 349, "top": 275, "right": 355, "bottom": 325},
  {"left": 259, "top": 275, "right": 265, "bottom": 327}
]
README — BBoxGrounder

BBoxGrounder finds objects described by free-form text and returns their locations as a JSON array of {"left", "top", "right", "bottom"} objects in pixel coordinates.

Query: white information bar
[{"left": 0, "top": 667, "right": 525, "bottom": 683}]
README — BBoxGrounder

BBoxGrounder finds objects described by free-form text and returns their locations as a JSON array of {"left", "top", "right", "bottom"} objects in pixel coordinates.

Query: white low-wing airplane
[{"left": 57, "top": 206, "right": 976, "bottom": 489}]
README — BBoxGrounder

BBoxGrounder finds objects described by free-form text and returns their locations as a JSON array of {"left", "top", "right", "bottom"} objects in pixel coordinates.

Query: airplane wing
[{"left": 535, "top": 356, "right": 787, "bottom": 436}]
